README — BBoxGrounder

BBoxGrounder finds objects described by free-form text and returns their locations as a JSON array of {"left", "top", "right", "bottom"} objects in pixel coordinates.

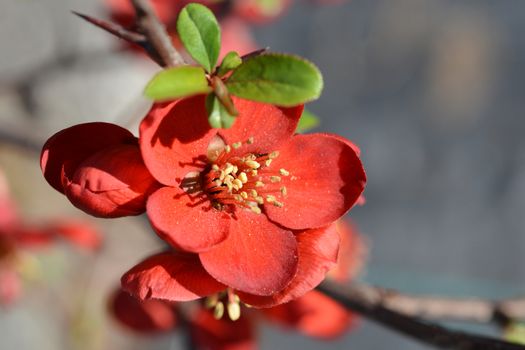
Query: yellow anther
[
  {"left": 273, "top": 201, "right": 284, "bottom": 208},
  {"left": 250, "top": 190, "right": 258, "bottom": 197},
  {"left": 205, "top": 295, "right": 218, "bottom": 308},
  {"left": 266, "top": 195, "right": 276, "bottom": 203},
  {"left": 214, "top": 302, "right": 225, "bottom": 319},
  {"left": 240, "top": 191, "right": 248, "bottom": 199},
  {"left": 224, "top": 163, "right": 235, "bottom": 175},
  {"left": 265, "top": 159, "right": 273, "bottom": 167},
  {"left": 255, "top": 181, "right": 264, "bottom": 187},
  {"left": 227, "top": 302, "right": 241, "bottom": 321},
  {"left": 232, "top": 165, "right": 238, "bottom": 174},
  {"left": 232, "top": 179, "right": 243, "bottom": 190},
  {"left": 269, "top": 151, "right": 280, "bottom": 159},
  {"left": 279, "top": 168, "right": 290, "bottom": 176},
  {"left": 270, "top": 176, "right": 281, "bottom": 183},
  {"left": 224, "top": 145, "right": 231, "bottom": 153},
  {"left": 255, "top": 196, "right": 264, "bottom": 204},
  {"left": 212, "top": 164, "right": 220, "bottom": 171},
  {"left": 219, "top": 171, "right": 226, "bottom": 181},
  {"left": 238, "top": 172, "right": 248, "bottom": 183},
  {"left": 232, "top": 142, "right": 242, "bottom": 149},
  {"left": 233, "top": 194, "right": 243, "bottom": 202},
  {"left": 280, "top": 186, "right": 287, "bottom": 196},
  {"left": 245, "top": 160, "right": 260, "bottom": 169},
  {"left": 250, "top": 206, "right": 262, "bottom": 214},
  {"left": 247, "top": 137, "right": 254, "bottom": 144},
  {"left": 251, "top": 170, "right": 258, "bottom": 176}
]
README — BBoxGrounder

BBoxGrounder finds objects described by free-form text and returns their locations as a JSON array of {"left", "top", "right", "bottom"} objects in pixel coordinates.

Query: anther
[
  {"left": 240, "top": 191, "right": 248, "bottom": 199},
  {"left": 224, "top": 163, "right": 234, "bottom": 175},
  {"left": 238, "top": 172, "right": 248, "bottom": 183},
  {"left": 270, "top": 176, "right": 281, "bottom": 183},
  {"left": 212, "top": 164, "right": 219, "bottom": 171},
  {"left": 232, "top": 142, "right": 242, "bottom": 149},
  {"left": 214, "top": 302, "right": 225, "bottom": 319},
  {"left": 269, "top": 151, "right": 280, "bottom": 159},
  {"left": 280, "top": 186, "right": 287, "bottom": 196},
  {"left": 273, "top": 201, "right": 284, "bottom": 208},
  {"left": 245, "top": 160, "right": 260, "bottom": 169},
  {"left": 247, "top": 137, "right": 254, "bottom": 144},
  {"left": 255, "top": 181, "right": 264, "bottom": 187},
  {"left": 251, "top": 206, "right": 262, "bottom": 214},
  {"left": 250, "top": 189, "right": 258, "bottom": 197},
  {"left": 266, "top": 195, "right": 276, "bottom": 203},
  {"left": 232, "top": 179, "right": 243, "bottom": 189},
  {"left": 279, "top": 168, "right": 290, "bottom": 176},
  {"left": 251, "top": 170, "right": 258, "bottom": 176},
  {"left": 265, "top": 159, "right": 272, "bottom": 167},
  {"left": 227, "top": 302, "right": 241, "bottom": 321}
]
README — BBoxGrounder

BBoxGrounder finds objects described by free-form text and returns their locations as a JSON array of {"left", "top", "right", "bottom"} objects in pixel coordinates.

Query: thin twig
[
  {"left": 318, "top": 281, "right": 525, "bottom": 350},
  {"left": 130, "top": 0, "right": 185, "bottom": 67}
]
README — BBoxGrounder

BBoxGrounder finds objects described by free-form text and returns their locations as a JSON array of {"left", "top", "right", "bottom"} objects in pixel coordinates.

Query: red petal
[
  {"left": 47, "top": 221, "right": 102, "bottom": 252},
  {"left": 219, "top": 98, "right": 303, "bottom": 156},
  {"left": 147, "top": 186, "right": 230, "bottom": 252},
  {"left": 65, "top": 144, "right": 159, "bottom": 218},
  {"left": 12, "top": 226, "right": 55, "bottom": 248},
  {"left": 110, "top": 288, "right": 178, "bottom": 333},
  {"left": 190, "top": 308, "right": 256, "bottom": 350},
  {"left": 0, "top": 170, "right": 18, "bottom": 228},
  {"left": 139, "top": 96, "right": 216, "bottom": 186},
  {"left": 199, "top": 210, "right": 298, "bottom": 296},
  {"left": 121, "top": 251, "right": 225, "bottom": 301},
  {"left": 238, "top": 224, "right": 339, "bottom": 307},
  {"left": 328, "top": 220, "right": 368, "bottom": 283},
  {"left": 41, "top": 122, "right": 135, "bottom": 194},
  {"left": 265, "top": 133, "right": 366, "bottom": 230},
  {"left": 262, "top": 290, "right": 355, "bottom": 339}
]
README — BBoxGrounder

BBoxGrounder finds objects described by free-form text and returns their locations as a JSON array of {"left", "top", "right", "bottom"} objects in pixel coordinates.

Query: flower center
[{"left": 202, "top": 137, "right": 290, "bottom": 214}]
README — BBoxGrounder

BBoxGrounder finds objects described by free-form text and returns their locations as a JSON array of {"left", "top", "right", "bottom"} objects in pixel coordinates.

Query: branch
[
  {"left": 130, "top": 0, "right": 185, "bottom": 67},
  {"left": 317, "top": 281, "right": 525, "bottom": 350}
]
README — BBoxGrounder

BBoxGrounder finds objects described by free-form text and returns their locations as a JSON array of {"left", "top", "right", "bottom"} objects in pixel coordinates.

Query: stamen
[
  {"left": 273, "top": 201, "right": 284, "bottom": 208},
  {"left": 279, "top": 168, "right": 290, "bottom": 176},
  {"left": 255, "top": 181, "right": 264, "bottom": 187},
  {"left": 238, "top": 172, "right": 248, "bottom": 183},
  {"left": 265, "top": 159, "right": 273, "bottom": 167},
  {"left": 245, "top": 160, "right": 260, "bottom": 169},
  {"left": 266, "top": 195, "right": 276, "bottom": 203},
  {"left": 213, "top": 302, "right": 225, "bottom": 319},
  {"left": 251, "top": 206, "right": 262, "bottom": 214},
  {"left": 270, "top": 176, "right": 281, "bottom": 183},
  {"left": 227, "top": 301, "right": 241, "bottom": 321},
  {"left": 280, "top": 186, "right": 287, "bottom": 196},
  {"left": 232, "top": 141, "right": 242, "bottom": 149},
  {"left": 269, "top": 151, "right": 280, "bottom": 159},
  {"left": 247, "top": 137, "right": 254, "bottom": 144}
]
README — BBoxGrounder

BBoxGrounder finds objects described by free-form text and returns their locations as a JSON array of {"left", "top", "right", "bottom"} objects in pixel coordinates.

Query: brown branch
[
  {"left": 317, "top": 281, "right": 525, "bottom": 350},
  {"left": 130, "top": 0, "right": 185, "bottom": 67}
]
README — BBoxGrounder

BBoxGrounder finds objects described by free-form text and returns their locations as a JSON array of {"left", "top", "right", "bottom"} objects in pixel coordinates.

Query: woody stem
[{"left": 317, "top": 281, "right": 525, "bottom": 349}]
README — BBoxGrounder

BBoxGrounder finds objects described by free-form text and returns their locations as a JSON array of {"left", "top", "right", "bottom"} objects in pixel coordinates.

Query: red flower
[
  {"left": 119, "top": 95, "right": 365, "bottom": 306},
  {"left": 110, "top": 288, "right": 178, "bottom": 333},
  {"left": 41, "top": 123, "right": 160, "bottom": 218},
  {"left": 107, "top": 0, "right": 257, "bottom": 58},
  {"left": 0, "top": 169, "right": 102, "bottom": 305},
  {"left": 232, "top": 0, "right": 293, "bottom": 24}
]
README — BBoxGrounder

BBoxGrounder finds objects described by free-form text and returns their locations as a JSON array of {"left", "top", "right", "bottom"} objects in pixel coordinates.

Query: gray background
[{"left": 1, "top": 0, "right": 524, "bottom": 349}]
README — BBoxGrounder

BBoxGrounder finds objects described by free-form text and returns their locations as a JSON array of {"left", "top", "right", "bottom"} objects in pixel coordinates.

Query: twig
[
  {"left": 318, "top": 281, "right": 525, "bottom": 349},
  {"left": 130, "top": 0, "right": 185, "bottom": 67}
]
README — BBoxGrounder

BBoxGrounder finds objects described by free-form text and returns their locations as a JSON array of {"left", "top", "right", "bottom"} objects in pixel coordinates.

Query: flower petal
[
  {"left": 265, "top": 133, "right": 366, "bottom": 230},
  {"left": 147, "top": 186, "right": 230, "bottom": 253},
  {"left": 328, "top": 220, "right": 367, "bottom": 283},
  {"left": 110, "top": 288, "right": 178, "bottom": 333},
  {"left": 65, "top": 144, "right": 159, "bottom": 218},
  {"left": 0, "top": 267, "right": 21, "bottom": 306},
  {"left": 41, "top": 122, "right": 135, "bottom": 194},
  {"left": 238, "top": 224, "right": 339, "bottom": 307},
  {"left": 139, "top": 96, "right": 216, "bottom": 186},
  {"left": 199, "top": 210, "right": 298, "bottom": 296},
  {"left": 121, "top": 251, "right": 226, "bottom": 302},
  {"left": 219, "top": 98, "right": 303, "bottom": 156},
  {"left": 262, "top": 290, "right": 355, "bottom": 339},
  {"left": 190, "top": 308, "right": 256, "bottom": 350}
]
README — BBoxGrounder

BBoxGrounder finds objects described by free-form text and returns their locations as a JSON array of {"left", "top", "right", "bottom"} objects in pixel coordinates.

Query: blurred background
[{"left": 1, "top": 0, "right": 524, "bottom": 349}]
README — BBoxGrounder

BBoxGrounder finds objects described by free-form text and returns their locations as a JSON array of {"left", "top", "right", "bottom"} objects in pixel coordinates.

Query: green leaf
[
  {"left": 177, "top": 3, "right": 221, "bottom": 73},
  {"left": 206, "top": 94, "right": 236, "bottom": 129},
  {"left": 296, "top": 109, "right": 320, "bottom": 133},
  {"left": 145, "top": 66, "right": 211, "bottom": 101},
  {"left": 504, "top": 323, "right": 525, "bottom": 345},
  {"left": 217, "top": 51, "right": 242, "bottom": 77},
  {"left": 226, "top": 53, "right": 323, "bottom": 106}
]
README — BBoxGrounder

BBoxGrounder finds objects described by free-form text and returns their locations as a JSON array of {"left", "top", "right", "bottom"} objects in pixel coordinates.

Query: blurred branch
[
  {"left": 318, "top": 281, "right": 525, "bottom": 349},
  {"left": 74, "top": 0, "right": 185, "bottom": 67},
  {"left": 130, "top": 0, "right": 185, "bottom": 67}
]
